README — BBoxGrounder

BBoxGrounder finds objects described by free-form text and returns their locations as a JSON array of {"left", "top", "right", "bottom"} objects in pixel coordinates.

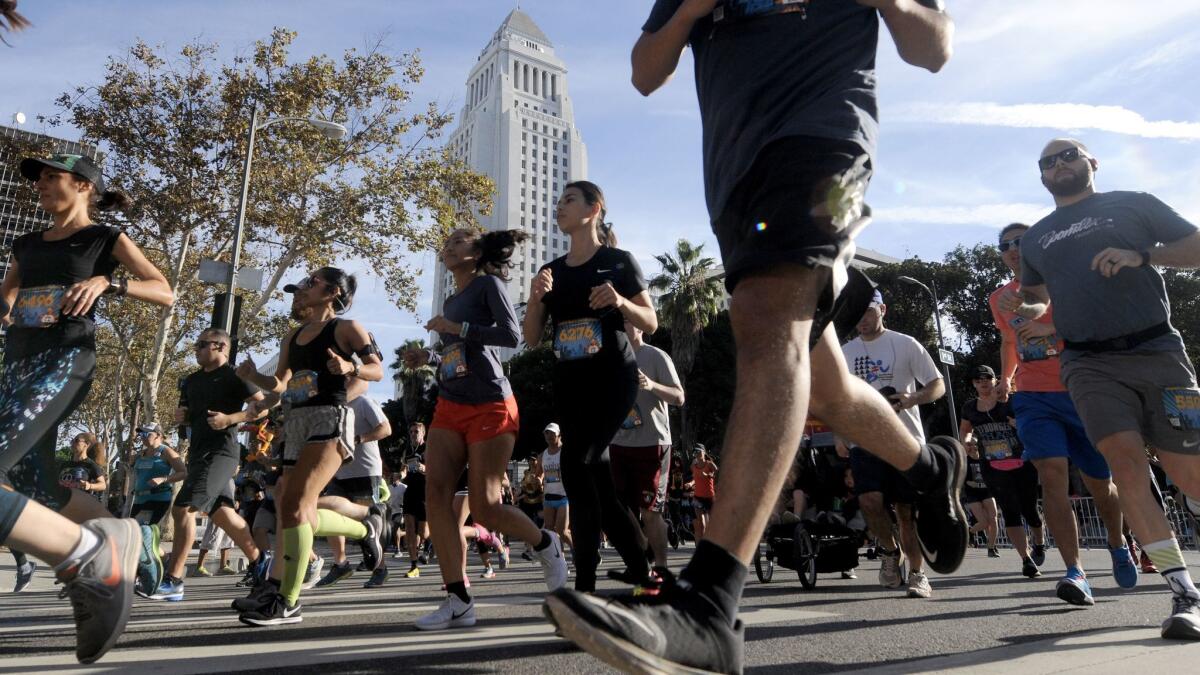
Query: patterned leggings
[{"left": 0, "top": 347, "right": 96, "bottom": 525}]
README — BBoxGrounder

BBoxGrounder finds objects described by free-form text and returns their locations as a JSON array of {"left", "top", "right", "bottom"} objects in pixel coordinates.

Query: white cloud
[
  {"left": 892, "top": 102, "right": 1200, "bottom": 140},
  {"left": 873, "top": 202, "right": 1049, "bottom": 227}
]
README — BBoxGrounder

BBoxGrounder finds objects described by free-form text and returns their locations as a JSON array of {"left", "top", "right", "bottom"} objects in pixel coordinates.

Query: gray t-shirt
[
  {"left": 613, "top": 343, "right": 682, "bottom": 447},
  {"left": 336, "top": 395, "right": 387, "bottom": 480},
  {"left": 429, "top": 274, "right": 519, "bottom": 405},
  {"left": 642, "top": 0, "right": 886, "bottom": 220},
  {"left": 1021, "top": 191, "right": 1196, "bottom": 357}
]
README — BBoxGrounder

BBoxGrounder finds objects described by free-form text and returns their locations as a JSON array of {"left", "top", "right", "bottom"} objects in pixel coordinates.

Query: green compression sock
[
  {"left": 280, "top": 523, "right": 314, "bottom": 606},
  {"left": 315, "top": 509, "right": 368, "bottom": 540}
]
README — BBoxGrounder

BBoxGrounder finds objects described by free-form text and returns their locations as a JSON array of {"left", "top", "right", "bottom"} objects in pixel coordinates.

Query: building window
[{"left": 522, "top": 132, "right": 527, "bottom": 141}]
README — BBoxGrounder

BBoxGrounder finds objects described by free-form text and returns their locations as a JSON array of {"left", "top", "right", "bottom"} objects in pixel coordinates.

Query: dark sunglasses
[
  {"left": 998, "top": 237, "right": 1022, "bottom": 252},
  {"left": 1037, "top": 147, "right": 1086, "bottom": 171},
  {"left": 196, "top": 340, "right": 227, "bottom": 351},
  {"left": 295, "top": 276, "right": 330, "bottom": 291}
]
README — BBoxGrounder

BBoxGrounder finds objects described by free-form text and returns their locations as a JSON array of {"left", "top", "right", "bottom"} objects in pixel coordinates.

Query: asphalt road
[{"left": 2, "top": 542, "right": 1199, "bottom": 673}]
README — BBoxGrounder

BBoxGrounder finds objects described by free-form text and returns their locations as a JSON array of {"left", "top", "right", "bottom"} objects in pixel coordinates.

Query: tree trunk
[{"left": 139, "top": 232, "right": 192, "bottom": 422}]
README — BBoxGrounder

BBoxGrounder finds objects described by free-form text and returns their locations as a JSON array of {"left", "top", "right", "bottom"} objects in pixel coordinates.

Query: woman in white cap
[{"left": 540, "top": 423, "right": 573, "bottom": 552}]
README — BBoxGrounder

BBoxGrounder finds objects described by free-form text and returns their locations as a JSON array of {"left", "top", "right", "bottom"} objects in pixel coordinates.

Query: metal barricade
[{"left": 984, "top": 496, "right": 1198, "bottom": 551}]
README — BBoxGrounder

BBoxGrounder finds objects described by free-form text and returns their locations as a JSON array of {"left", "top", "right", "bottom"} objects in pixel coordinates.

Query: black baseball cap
[
  {"left": 20, "top": 154, "right": 106, "bottom": 193},
  {"left": 972, "top": 365, "right": 997, "bottom": 380},
  {"left": 693, "top": 443, "right": 706, "bottom": 453}
]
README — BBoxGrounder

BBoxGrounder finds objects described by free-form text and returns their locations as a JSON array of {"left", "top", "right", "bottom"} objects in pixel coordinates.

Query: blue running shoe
[
  {"left": 1110, "top": 545, "right": 1139, "bottom": 589},
  {"left": 1055, "top": 569, "right": 1095, "bottom": 606},
  {"left": 150, "top": 578, "right": 184, "bottom": 602},
  {"left": 135, "top": 524, "right": 163, "bottom": 599}
]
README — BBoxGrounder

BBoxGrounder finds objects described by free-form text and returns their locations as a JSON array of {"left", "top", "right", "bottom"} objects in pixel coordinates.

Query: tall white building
[{"left": 434, "top": 9, "right": 588, "bottom": 340}]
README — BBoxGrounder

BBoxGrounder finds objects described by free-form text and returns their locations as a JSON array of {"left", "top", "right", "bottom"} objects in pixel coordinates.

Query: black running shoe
[
  {"left": 62, "top": 518, "right": 140, "bottom": 664},
  {"left": 543, "top": 581, "right": 744, "bottom": 674},
  {"left": 239, "top": 593, "right": 302, "bottom": 627},
  {"left": 1031, "top": 544, "right": 1047, "bottom": 567},
  {"left": 1022, "top": 558, "right": 1041, "bottom": 579},
  {"left": 14, "top": 560, "right": 37, "bottom": 593},
  {"left": 232, "top": 579, "right": 278, "bottom": 613},
  {"left": 363, "top": 566, "right": 389, "bottom": 589},
  {"left": 914, "top": 436, "right": 969, "bottom": 575},
  {"left": 359, "top": 509, "right": 385, "bottom": 572}
]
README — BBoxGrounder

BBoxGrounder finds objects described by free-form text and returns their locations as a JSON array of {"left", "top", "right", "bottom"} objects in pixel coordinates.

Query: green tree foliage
[
  {"left": 391, "top": 339, "right": 436, "bottom": 429},
  {"left": 505, "top": 344, "right": 557, "bottom": 461}
]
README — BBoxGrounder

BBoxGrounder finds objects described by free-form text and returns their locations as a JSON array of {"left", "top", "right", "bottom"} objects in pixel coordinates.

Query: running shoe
[
  {"left": 238, "top": 551, "right": 271, "bottom": 588},
  {"left": 543, "top": 579, "right": 744, "bottom": 674},
  {"left": 906, "top": 571, "right": 932, "bottom": 598},
  {"left": 878, "top": 549, "right": 904, "bottom": 589},
  {"left": 59, "top": 518, "right": 140, "bottom": 664},
  {"left": 363, "top": 566, "right": 389, "bottom": 588},
  {"left": 532, "top": 530, "right": 569, "bottom": 591},
  {"left": 1055, "top": 570, "right": 1095, "bottom": 607},
  {"left": 1031, "top": 543, "right": 1046, "bottom": 567},
  {"left": 1140, "top": 550, "right": 1159, "bottom": 574},
  {"left": 239, "top": 593, "right": 302, "bottom": 627},
  {"left": 359, "top": 510, "right": 385, "bottom": 571},
  {"left": 150, "top": 578, "right": 185, "bottom": 602},
  {"left": 498, "top": 545, "right": 510, "bottom": 570},
  {"left": 987, "top": 548, "right": 1001, "bottom": 559},
  {"left": 191, "top": 566, "right": 211, "bottom": 578},
  {"left": 1022, "top": 558, "right": 1042, "bottom": 579},
  {"left": 418, "top": 553, "right": 429, "bottom": 565},
  {"left": 217, "top": 564, "right": 239, "bottom": 576},
  {"left": 415, "top": 594, "right": 476, "bottom": 631},
  {"left": 14, "top": 560, "right": 37, "bottom": 593},
  {"left": 232, "top": 578, "right": 278, "bottom": 612},
  {"left": 1162, "top": 594, "right": 1200, "bottom": 640},
  {"left": 135, "top": 524, "right": 162, "bottom": 599},
  {"left": 315, "top": 561, "right": 354, "bottom": 588},
  {"left": 841, "top": 569, "right": 857, "bottom": 580},
  {"left": 914, "top": 436, "right": 969, "bottom": 575},
  {"left": 302, "top": 556, "right": 325, "bottom": 590},
  {"left": 522, "top": 549, "right": 534, "bottom": 562},
  {"left": 405, "top": 566, "right": 421, "bottom": 579},
  {"left": 480, "top": 565, "right": 496, "bottom": 579},
  {"left": 1110, "top": 545, "right": 1139, "bottom": 589}
]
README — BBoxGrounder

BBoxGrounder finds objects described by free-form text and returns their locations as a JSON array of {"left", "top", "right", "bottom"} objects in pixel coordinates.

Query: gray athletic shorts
[
  {"left": 282, "top": 405, "right": 355, "bottom": 466},
  {"left": 201, "top": 517, "right": 232, "bottom": 550},
  {"left": 1061, "top": 348, "right": 1200, "bottom": 455},
  {"left": 252, "top": 500, "right": 276, "bottom": 534}
]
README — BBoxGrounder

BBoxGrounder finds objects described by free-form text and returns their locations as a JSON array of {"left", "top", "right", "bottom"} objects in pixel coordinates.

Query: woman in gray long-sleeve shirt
[{"left": 403, "top": 228, "right": 570, "bottom": 631}]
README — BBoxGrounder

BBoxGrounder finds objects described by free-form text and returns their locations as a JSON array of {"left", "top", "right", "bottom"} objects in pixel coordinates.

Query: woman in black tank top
[{"left": 234, "top": 266, "right": 383, "bottom": 624}]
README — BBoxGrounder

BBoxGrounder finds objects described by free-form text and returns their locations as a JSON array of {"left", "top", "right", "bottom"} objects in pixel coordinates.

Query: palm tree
[
  {"left": 648, "top": 239, "right": 725, "bottom": 451},
  {"left": 391, "top": 338, "right": 437, "bottom": 428}
]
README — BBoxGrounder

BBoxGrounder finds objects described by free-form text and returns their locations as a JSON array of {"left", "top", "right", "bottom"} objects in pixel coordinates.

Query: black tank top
[{"left": 284, "top": 319, "right": 351, "bottom": 408}]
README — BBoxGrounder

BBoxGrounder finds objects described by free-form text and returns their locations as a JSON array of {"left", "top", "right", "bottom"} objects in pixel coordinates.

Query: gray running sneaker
[
  {"left": 59, "top": 518, "right": 141, "bottom": 664},
  {"left": 359, "top": 510, "right": 385, "bottom": 571},
  {"left": 302, "top": 556, "right": 325, "bottom": 590},
  {"left": 1162, "top": 594, "right": 1200, "bottom": 640},
  {"left": 906, "top": 571, "right": 932, "bottom": 599},
  {"left": 532, "top": 530, "right": 569, "bottom": 591},
  {"left": 14, "top": 560, "right": 37, "bottom": 593},
  {"left": 878, "top": 550, "right": 904, "bottom": 589}
]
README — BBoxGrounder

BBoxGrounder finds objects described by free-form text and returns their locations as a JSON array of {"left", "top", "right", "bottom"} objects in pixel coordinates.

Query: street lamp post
[
  {"left": 220, "top": 102, "right": 348, "bottom": 333},
  {"left": 897, "top": 275, "right": 958, "bottom": 437}
]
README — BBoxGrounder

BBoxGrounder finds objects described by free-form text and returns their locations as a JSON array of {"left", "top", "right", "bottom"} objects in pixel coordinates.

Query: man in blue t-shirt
[
  {"left": 1001, "top": 137, "right": 1200, "bottom": 640},
  {"left": 542, "top": 2, "right": 958, "bottom": 672}
]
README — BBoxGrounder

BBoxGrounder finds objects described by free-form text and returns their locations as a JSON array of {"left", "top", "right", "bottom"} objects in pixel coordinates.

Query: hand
[
  {"left": 207, "top": 410, "right": 233, "bottom": 430},
  {"left": 890, "top": 392, "right": 917, "bottom": 411},
  {"left": 174, "top": 406, "right": 187, "bottom": 424},
  {"left": 326, "top": 347, "right": 354, "bottom": 376},
  {"left": 588, "top": 282, "right": 624, "bottom": 311},
  {"left": 997, "top": 288, "right": 1024, "bottom": 313},
  {"left": 1091, "top": 247, "right": 1144, "bottom": 278},
  {"left": 402, "top": 348, "right": 429, "bottom": 369},
  {"left": 996, "top": 379, "right": 1012, "bottom": 401},
  {"left": 1015, "top": 320, "right": 1056, "bottom": 342},
  {"left": 637, "top": 370, "right": 654, "bottom": 392},
  {"left": 60, "top": 276, "right": 111, "bottom": 317},
  {"left": 424, "top": 315, "right": 462, "bottom": 336},
  {"left": 530, "top": 268, "right": 553, "bottom": 302},
  {"left": 148, "top": 476, "right": 166, "bottom": 488},
  {"left": 235, "top": 356, "right": 258, "bottom": 380}
]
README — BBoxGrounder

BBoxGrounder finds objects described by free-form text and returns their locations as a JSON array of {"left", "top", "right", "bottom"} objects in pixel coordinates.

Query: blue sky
[{"left": 6, "top": 1, "right": 1200, "bottom": 401}]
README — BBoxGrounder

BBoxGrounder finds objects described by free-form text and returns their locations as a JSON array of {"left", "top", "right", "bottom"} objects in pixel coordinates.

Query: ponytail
[
  {"left": 0, "top": 0, "right": 31, "bottom": 45},
  {"left": 564, "top": 180, "right": 616, "bottom": 247},
  {"left": 94, "top": 189, "right": 133, "bottom": 213},
  {"left": 475, "top": 229, "right": 529, "bottom": 280}
]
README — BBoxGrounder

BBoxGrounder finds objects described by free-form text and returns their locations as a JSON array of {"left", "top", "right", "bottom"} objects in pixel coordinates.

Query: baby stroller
[{"left": 754, "top": 512, "right": 865, "bottom": 589}]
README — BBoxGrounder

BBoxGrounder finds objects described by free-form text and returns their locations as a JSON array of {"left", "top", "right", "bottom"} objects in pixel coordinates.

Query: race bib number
[
  {"left": 439, "top": 343, "right": 468, "bottom": 381},
  {"left": 12, "top": 285, "right": 66, "bottom": 328},
  {"left": 621, "top": 404, "right": 644, "bottom": 430},
  {"left": 982, "top": 438, "right": 1013, "bottom": 461},
  {"left": 1010, "top": 317, "right": 1060, "bottom": 362},
  {"left": 1162, "top": 387, "right": 1200, "bottom": 431},
  {"left": 284, "top": 370, "right": 319, "bottom": 404},
  {"left": 554, "top": 318, "right": 603, "bottom": 361}
]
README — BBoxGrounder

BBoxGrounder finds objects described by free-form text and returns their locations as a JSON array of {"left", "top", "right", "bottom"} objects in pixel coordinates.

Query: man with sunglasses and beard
[
  {"left": 152, "top": 327, "right": 270, "bottom": 602},
  {"left": 1000, "top": 137, "right": 1200, "bottom": 639}
]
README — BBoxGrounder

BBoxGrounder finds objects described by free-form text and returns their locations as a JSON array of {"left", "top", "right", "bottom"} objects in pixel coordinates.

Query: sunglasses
[
  {"left": 294, "top": 276, "right": 330, "bottom": 291},
  {"left": 1037, "top": 147, "right": 1086, "bottom": 171},
  {"left": 196, "top": 340, "right": 227, "bottom": 351},
  {"left": 998, "top": 237, "right": 1022, "bottom": 252}
]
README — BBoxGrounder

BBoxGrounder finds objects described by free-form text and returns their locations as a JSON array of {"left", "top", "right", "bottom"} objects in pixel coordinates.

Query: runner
[
  {"left": 958, "top": 365, "right": 1045, "bottom": 578},
  {"left": 960, "top": 447, "right": 999, "bottom": 557},
  {"left": 517, "top": 464, "right": 544, "bottom": 560},
  {"left": 543, "top": 4, "right": 961, "bottom": 667},
  {"left": 540, "top": 424, "right": 573, "bottom": 554},
  {"left": 403, "top": 227, "right": 568, "bottom": 631},
  {"left": 522, "top": 181, "right": 658, "bottom": 593},
  {"left": 233, "top": 266, "right": 383, "bottom": 626},
  {"left": 401, "top": 443, "right": 428, "bottom": 577},
  {"left": 0, "top": 152, "right": 175, "bottom": 662},
  {"left": 842, "top": 291, "right": 946, "bottom": 599},
  {"left": 151, "top": 327, "right": 269, "bottom": 602},
  {"left": 1002, "top": 137, "right": 1200, "bottom": 638},
  {"left": 58, "top": 434, "right": 108, "bottom": 504},
  {"left": 129, "top": 424, "right": 186, "bottom": 529},
  {"left": 991, "top": 220, "right": 1135, "bottom": 605},
  {"left": 690, "top": 444, "right": 717, "bottom": 541}
]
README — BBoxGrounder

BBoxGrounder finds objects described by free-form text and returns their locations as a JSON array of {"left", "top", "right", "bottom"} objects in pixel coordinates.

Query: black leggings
[
  {"left": 554, "top": 361, "right": 648, "bottom": 592},
  {"left": 983, "top": 462, "right": 1043, "bottom": 530},
  {"left": 0, "top": 347, "right": 96, "bottom": 513}
]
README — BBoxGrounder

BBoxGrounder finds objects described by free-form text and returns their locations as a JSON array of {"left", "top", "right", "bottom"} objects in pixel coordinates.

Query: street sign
[
  {"left": 938, "top": 348, "right": 955, "bottom": 366},
  {"left": 198, "top": 259, "right": 264, "bottom": 292}
]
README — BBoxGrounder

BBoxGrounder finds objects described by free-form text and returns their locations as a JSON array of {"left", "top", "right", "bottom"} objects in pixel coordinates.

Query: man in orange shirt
[{"left": 691, "top": 444, "right": 718, "bottom": 540}]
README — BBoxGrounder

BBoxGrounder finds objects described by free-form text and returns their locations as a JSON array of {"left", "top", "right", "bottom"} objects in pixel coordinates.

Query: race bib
[
  {"left": 622, "top": 404, "right": 644, "bottom": 430},
  {"left": 554, "top": 318, "right": 603, "bottom": 361},
  {"left": 1162, "top": 387, "right": 1200, "bottom": 431},
  {"left": 12, "top": 285, "right": 66, "bottom": 328},
  {"left": 284, "top": 370, "right": 319, "bottom": 404},
  {"left": 439, "top": 343, "right": 468, "bottom": 381},
  {"left": 1010, "top": 317, "right": 1060, "bottom": 362},
  {"left": 982, "top": 438, "right": 1013, "bottom": 461}
]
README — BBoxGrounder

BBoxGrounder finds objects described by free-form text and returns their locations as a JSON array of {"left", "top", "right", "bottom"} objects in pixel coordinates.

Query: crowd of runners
[{"left": 4, "top": 1, "right": 1200, "bottom": 673}]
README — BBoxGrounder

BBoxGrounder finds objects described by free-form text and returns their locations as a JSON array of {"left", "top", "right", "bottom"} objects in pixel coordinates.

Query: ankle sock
[
  {"left": 679, "top": 540, "right": 747, "bottom": 625},
  {"left": 1143, "top": 539, "right": 1200, "bottom": 599},
  {"left": 534, "top": 530, "right": 552, "bottom": 551},
  {"left": 53, "top": 526, "right": 101, "bottom": 575},
  {"left": 901, "top": 443, "right": 941, "bottom": 494},
  {"left": 446, "top": 581, "right": 471, "bottom": 604}
]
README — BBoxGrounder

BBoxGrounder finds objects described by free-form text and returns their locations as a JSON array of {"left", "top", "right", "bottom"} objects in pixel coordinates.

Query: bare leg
[
  {"left": 1095, "top": 432, "right": 1172, "bottom": 545},
  {"left": 859, "top": 492, "right": 899, "bottom": 551},
  {"left": 895, "top": 505, "right": 923, "bottom": 575},
  {"left": 1033, "top": 458, "right": 1082, "bottom": 569},
  {"left": 425, "top": 429, "right": 469, "bottom": 585},
  {"left": 404, "top": 514, "right": 423, "bottom": 562},
  {"left": 1079, "top": 474, "right": 1126, "bottom": 549},
  {"left": 166, "top": 506, "right": 196, "bottom": 579},
  {"left": 61, "top": 489, "right": 113, "bottom": 522},
  {"left": 466, "top": 433, "right": 542, "bottom": 545},
  {"left": 643, "top": 509, "right": 669, "bottom": 568},
  {"left": 209, "top": 504, "right": 261, "bottom": 561},
  {"left": 4, "top": 498, "right": 84, "bottom": 566},
  {"left": 981, "top": 498, "right": 999, "bottom": 549}
]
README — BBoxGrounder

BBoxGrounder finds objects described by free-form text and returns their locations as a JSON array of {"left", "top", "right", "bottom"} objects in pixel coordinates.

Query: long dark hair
[
  {"left": 473, "top": 229, "right": 528, "bottom": 280},
  {"left": 0, "top": 1, "right": 30, "bottom": 45},
  {"left": 314, "top": 266, "right": 357, "bottom": 314},
  {"left": 92, "top": 188, "right": 133, "bottom": 214},
  {"left": 564, "top": 180, "right": 616, "bottom": 247}
]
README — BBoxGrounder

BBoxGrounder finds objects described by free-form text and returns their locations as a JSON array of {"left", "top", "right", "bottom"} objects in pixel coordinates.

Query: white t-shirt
[
  {"left": 336, "top": 395, "right": 388, "bottom": 480},
  {"left": 841, "top": 329, "right": 942, "bottom": 443},
  {"left": 387, "top": 481, "right": 407, "bottom": 512},
  {"left": 541, "top": 448, "right": 565, "bottom": 498}
]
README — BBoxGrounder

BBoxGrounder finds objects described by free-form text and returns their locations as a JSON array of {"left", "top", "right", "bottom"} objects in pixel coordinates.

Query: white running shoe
[
  {"left": 906, "top": 571, "right": 932, "bottom": 599},
  {"left": 532, "top": 530, "right": 569, "bottom": 591},
  {"left": 415, "top": 594, "right": 476, "bottom": 631},
  {"left": 879, "top": 550, "right": 904, "bottom": 589}
]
